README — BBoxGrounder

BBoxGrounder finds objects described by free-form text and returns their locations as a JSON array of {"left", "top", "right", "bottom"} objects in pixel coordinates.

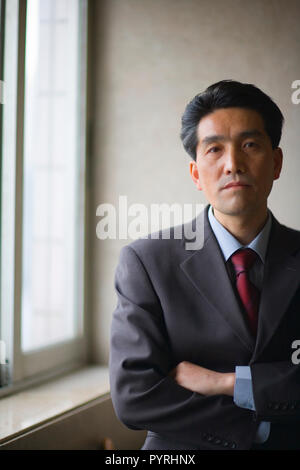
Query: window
[{"left": 0, "top": 0, "right": 88, "bottom": 391}]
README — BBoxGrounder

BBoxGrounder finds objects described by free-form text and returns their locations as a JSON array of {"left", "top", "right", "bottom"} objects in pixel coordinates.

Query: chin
[{"left": 215, "top": 201, "right": 253, "bottom": 217}]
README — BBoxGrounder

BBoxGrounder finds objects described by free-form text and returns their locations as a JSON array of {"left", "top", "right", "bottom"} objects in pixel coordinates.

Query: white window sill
[{"left": 0, "top": 365, "right": 110, "bottom": 444}]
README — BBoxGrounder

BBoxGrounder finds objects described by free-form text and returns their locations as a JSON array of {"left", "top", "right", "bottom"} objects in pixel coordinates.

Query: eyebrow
[{"left": 200, "top": 129, "right": 265, "bottom": 147}]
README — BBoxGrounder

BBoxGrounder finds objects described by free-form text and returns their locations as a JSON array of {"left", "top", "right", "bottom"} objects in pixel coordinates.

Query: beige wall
[{"left": 89, "top": 0, "right": 300, "bottom": 363}]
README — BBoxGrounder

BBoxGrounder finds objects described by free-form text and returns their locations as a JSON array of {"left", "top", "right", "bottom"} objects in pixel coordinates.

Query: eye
[
  {"left": 207, "top": 146, "right": 220, "bottom": 153},
  {"left": 244, "top": 141, "right": 257, "bottom": 149}
]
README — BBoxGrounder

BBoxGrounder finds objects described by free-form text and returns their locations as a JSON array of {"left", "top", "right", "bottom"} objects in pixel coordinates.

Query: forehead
[{"left": 197, "top": 107, "right": 266, "bottom": 142}]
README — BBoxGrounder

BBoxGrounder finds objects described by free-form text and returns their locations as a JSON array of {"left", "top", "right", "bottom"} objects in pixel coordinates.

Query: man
[{"left": 109, "top": 80, "right": 300, "bottom": 450}]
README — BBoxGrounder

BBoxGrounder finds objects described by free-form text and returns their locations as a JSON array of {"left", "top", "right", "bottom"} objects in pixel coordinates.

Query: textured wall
[{"left": 90, "top": 0, "right": 300, "bottom": 363}]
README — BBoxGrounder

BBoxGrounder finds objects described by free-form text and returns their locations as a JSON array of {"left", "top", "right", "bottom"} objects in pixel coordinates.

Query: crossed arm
[{"left": 170, "top": 361, "right": 236, "bottom": 397}]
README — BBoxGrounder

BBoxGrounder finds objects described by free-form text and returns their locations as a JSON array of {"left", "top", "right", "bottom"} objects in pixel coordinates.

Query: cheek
[
  {"left": 199, "top": 162, "right": 218, "bottom": 180},
  {"left": 198, "top": 168, "right": 212, "bottom": 189},
  {"left": 200, "top": 174, "right": 221, "bottom": 199},
  {"left": 252, "top": 165, "right": 275, "bottom": 196},
  {"left": 256, "top": 160, "right": 274, "bottom": 181}
]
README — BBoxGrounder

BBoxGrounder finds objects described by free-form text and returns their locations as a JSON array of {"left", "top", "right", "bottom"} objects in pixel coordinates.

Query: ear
[
  {"left": 189, "top": 160, "right": 203, "bottom": 190},
  {"left": 273, "top": 147, "right": 283, "bottom": 180}
]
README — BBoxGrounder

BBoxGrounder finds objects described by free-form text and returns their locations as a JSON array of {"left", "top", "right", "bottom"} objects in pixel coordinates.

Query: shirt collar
[{"left": 208, "top": 204, "right": 272, "bottom": 263}]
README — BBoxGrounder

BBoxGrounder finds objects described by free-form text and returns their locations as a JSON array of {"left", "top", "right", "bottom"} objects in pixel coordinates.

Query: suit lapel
[
  {"left": 251, "top": 215, "right": 300, "bottom": 361},
  {"left": 180, "top": 206, "right": 255, "bottom": 353},
  {"left": 180, "top": 207, "right": 300, "bottom": 359}
]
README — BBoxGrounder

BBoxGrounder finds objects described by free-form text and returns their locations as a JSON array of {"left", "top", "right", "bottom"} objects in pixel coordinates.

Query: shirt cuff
[{"left": 233, "top": 366, "right": 255, "bottom": 411}]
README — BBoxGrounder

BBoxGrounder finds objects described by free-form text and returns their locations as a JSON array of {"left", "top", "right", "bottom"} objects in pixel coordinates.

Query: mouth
[{"left": 222, "top": 182, "right": 251, "bottom": 190}]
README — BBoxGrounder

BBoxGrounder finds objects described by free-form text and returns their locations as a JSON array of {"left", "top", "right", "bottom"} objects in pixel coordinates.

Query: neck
[{"left": 212, "top": 206, "right": 268, "bottom": 245}]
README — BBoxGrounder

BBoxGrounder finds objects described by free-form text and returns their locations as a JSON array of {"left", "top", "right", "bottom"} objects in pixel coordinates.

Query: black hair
[{"left": 180, "top": 79, "right": 284, "bottom": 161}]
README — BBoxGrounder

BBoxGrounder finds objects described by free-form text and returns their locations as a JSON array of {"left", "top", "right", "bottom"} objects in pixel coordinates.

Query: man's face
[{"left": 190, "top": 107, "right": 283, "bottom": 218}]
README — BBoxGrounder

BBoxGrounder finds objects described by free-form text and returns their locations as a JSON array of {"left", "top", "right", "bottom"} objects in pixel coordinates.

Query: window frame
[{"left": 0, "top": 0, "right": 90, "bottom": 394}]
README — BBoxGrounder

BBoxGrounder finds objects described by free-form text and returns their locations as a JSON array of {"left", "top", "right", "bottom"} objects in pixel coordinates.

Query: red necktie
[{"left": 230, "top": 248, "right": 260, "bottom": 336}]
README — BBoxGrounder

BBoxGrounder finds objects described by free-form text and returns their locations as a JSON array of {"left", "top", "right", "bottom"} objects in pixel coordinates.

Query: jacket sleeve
[
  {"left": 109, "top": 244, "right": 255, "bottom": 449},
  {"left": 250, "top": 360, "right": 300, "bottom": 422}
]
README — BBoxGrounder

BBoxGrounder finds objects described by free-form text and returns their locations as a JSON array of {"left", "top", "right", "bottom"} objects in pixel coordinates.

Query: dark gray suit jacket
[{"left": 109, "top": 205, "right": 300, "bottom": 450}]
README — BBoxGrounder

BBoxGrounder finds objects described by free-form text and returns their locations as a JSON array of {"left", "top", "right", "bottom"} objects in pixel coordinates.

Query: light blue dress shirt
[{"left": 207, "top": 205, "right": 271, "bottom": 444}]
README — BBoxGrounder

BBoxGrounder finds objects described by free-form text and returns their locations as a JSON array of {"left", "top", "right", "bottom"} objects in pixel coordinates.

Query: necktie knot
[{"left": 230, "top": 248, "right": 258, "bottom": 275}]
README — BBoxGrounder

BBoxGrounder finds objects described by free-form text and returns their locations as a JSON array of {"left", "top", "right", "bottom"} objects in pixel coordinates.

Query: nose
[{"left": 223, "top": 146, "right": 246, "bottom": 175}]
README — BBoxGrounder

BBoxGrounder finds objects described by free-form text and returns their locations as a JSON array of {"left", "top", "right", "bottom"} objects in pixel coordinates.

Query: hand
[{"left": 169, "top": 361, "right": 236, "bottom": 397}]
